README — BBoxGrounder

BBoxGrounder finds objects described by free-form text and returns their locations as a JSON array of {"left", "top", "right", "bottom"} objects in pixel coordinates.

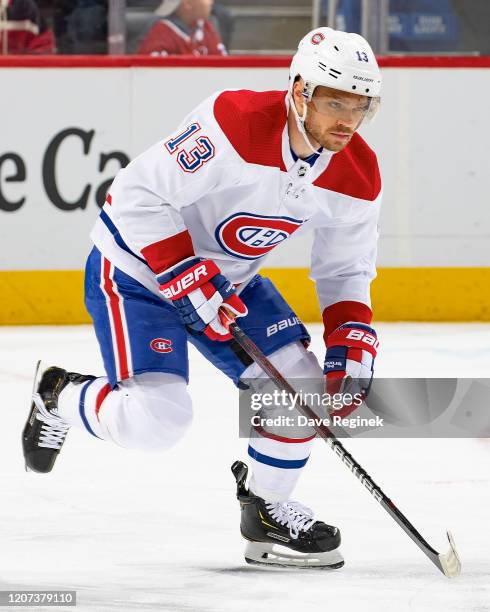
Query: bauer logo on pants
[
  {"left": 150, "top": 338, "right": 173, "bottom": 353},
  {"left": 215, "top": 213, "right": 304, "bottom": 260}
]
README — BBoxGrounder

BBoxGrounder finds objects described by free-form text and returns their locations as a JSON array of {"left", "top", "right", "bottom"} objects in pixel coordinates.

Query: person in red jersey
[
  {"left": 0, "top": 0, "right": 54, "bottom": 54},
  {"left": 137, "top": 0, "right": 226, "bottom": 56}
]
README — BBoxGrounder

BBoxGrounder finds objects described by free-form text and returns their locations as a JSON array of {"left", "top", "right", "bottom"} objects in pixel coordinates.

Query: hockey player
[{"left": 23, "top": 27, "right": 382, "bottom": 569}]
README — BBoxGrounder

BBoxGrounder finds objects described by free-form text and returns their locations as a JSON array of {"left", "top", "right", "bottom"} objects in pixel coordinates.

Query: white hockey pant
[{"left": 57, "top": 341, "right": 322, "bottom": 500}]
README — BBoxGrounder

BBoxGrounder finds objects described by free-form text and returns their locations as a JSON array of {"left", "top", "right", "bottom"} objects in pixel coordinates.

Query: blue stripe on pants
[
  {"left": 248, "top": 446, "right": 309, "bottom": 469},
  {"left": 79, "top": 379, "right": 102, "bottom": 439}
]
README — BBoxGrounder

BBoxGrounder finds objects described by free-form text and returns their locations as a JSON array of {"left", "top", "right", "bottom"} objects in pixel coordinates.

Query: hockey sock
[
  {"left": 57, "top": 377, "right": 112, "bottom": 440},
  {"left": 247, "top": 432, "right": 315, "bottom": 502}
]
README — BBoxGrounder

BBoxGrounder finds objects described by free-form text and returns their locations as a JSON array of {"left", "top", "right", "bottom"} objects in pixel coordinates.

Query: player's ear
[{"left": 292, "top": 77, "right": 305, "bottom": 113}]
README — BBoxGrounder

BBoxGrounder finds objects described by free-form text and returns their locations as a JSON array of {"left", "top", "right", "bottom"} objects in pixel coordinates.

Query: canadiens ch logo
[
  {"left": 311, "top": 32, "right": 325, "bottom": 45},
  {"left": 215, "top": 213, "right": 304, "bottom": 260},
  {"left": 150, "top": 338, "right": 173, "bottom": 353}
]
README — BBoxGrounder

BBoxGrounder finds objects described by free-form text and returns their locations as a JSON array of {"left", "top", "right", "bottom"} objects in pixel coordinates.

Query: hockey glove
[
  {"left": 158, "top": 257, "right": 247, "bottom": 341},
  {"left": 324, "top": 322, "right": 378, "bottom": 399}
]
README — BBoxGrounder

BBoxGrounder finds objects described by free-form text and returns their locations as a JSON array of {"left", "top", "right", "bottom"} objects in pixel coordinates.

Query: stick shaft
[{"left": 231, "top": 322, "right": 445, "bottom": 574}]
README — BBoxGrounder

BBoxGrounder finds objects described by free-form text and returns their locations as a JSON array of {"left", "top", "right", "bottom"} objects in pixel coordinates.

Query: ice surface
[{"left": 2, "top": 323, "right": 490, "bottom": 612}]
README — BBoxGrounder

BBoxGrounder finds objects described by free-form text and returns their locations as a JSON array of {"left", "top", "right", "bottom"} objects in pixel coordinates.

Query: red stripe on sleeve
[
  {"left": 141, "top": 230, "right": 195, "bottom": 274},
  {"left": 322, "top": 300, "right": 372, "bottom": 344}
]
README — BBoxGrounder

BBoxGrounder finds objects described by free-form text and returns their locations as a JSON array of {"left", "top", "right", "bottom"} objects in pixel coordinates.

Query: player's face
[
  {"left": 187, "top": 0, "right": 213, "bottom": 20},
  {"left": 304, "top": 86, "right": 371, "bottom": 152}
]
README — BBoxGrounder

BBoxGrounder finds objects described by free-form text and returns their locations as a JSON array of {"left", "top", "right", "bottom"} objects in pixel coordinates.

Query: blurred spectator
[
  {"left": 53, "top": 0, "right": 107, "bottom": 54},
  {"left": 137, "top": 0, "right": 226, "bottom": 56},
  {"left": 0, "top": 0, "right": 55, "bottom": 54}
]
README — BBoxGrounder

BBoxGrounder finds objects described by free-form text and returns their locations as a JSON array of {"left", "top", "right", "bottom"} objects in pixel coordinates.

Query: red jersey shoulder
[
  {"left": 137, "top": 21, "right": 184, "bottom": 54},
  {"left": 314, "top": 133, "right": 381, "bottom": 202},
  {"left": 138, "top": 19, "right": 225, "bottom": 55},
  {"left": 213, "top": 90, "right": 287, "bottom": 170}
]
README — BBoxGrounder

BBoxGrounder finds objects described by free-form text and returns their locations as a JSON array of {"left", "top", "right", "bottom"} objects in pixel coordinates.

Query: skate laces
[
  {"left": 32, "top": 393, "right": 70, "bottom": 450},
  {"left": 266, "top": 501, "right": 315, "bottom": 539}
]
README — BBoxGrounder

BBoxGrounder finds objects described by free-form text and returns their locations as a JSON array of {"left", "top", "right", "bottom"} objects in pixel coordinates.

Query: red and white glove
[
  {"left": 158, "top": 257, "right": 247, "bottom": 341},
  {"left": 324, "top": 322, "right": 379, "bottom": 398}
]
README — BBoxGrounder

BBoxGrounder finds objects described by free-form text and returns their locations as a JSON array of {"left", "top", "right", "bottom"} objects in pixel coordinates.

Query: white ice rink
[{"left": 2, "top": 323, "right": 490, "bottom": 612}]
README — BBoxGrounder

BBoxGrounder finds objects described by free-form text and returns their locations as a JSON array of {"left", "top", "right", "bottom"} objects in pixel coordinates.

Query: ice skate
[
  {"left": 22, "top": 361, "right": 95, "bottom": 474},
  {"left": 231, "top": 461, "right": 344, "bottom": 569}
]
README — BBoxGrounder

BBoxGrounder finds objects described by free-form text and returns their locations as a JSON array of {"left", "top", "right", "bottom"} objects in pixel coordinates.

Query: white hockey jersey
[{"left": 90, "top": 89, "right": 382, "bottom": 338}]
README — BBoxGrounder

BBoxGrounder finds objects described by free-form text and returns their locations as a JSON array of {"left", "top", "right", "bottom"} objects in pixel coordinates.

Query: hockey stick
[{"left": 228, "top": 320, "right": 461, "bottom": 578}]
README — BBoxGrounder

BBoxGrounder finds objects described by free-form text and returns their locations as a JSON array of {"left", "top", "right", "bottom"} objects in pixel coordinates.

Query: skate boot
[
  {"left": 231, "top": 461, "right": 344, "bottom": 569},
  {"left": 22, "top": 361, "right": 95, "bottom": 473}
]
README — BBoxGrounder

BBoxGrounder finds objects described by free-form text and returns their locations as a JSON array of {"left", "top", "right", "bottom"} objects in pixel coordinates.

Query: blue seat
[{"left": 322, "top": 0, "right": 459, "bottom": 52}]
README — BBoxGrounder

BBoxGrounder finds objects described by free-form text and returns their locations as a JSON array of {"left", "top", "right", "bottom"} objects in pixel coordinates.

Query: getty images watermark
[
  {"left": 238, "top": 378, "right": 490, "bottom": 439},
  {"left": 248, "top": 389, "right": 384, "bottom": 429}
]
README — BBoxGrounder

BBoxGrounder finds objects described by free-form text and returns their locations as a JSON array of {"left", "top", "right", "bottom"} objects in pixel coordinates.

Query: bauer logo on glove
[
  {"left": 324, "top": 321, "right": 379, "bottom": 399},
  {"left": 160, "top": 263, "right": 209, "bottom": 298},
  {"left": 345, "top": 328, "right": 378, "bottom": 348},
  {"left": 158, "top": 257, "right": 248, "bottom": 342}
]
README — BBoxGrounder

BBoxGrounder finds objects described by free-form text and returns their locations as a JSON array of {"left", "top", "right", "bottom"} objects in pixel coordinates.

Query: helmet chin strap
[{"left": 287, "top": 91, "right": 321, "bottom": 157}]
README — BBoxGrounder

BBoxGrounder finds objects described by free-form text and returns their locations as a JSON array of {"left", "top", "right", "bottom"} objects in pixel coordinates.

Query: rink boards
[{"left": 0, "top": 56, "right": 489, "bottom": 324}]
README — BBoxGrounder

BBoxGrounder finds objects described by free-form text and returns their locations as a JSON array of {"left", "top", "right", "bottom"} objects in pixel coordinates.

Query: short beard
[{"left": 304, "top": 117, "right": 353, "bottom": 152}]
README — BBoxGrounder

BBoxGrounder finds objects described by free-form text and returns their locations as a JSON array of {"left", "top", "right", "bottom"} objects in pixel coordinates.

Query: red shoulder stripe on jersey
[
  {"left": 322, "top": 300, "right": 373, "bottom": 344},
  {"left": 213, "top": 90, "right": 287, "bottom": 171},
  {"left": 314, "top": 133, "right": 381, "bottom": 201},
  {"left": 141, "top": 230, "right": 195, "bottom": 274},
  {"left": 106, "top": 193, "right": 112, "bottom": 205}
]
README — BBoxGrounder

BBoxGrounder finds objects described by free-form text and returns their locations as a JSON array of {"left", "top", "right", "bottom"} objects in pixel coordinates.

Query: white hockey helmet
[
  {"left": 289, "top": 27, "right": 382, "bottom": 118},
  {"left": 155, "top": 0, "right": 181, "bottom": 17}
]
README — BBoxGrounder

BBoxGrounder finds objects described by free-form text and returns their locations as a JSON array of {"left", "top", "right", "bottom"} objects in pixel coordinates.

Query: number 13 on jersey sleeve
[{"left": 164, "top": 123, "right": 216, "bottom": 173}]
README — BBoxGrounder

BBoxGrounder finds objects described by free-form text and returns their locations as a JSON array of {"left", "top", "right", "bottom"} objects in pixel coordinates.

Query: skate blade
[
  {"left": 24, "top": 360, "right": 46, "bottom": 428},
  {"left": 32, "top": 360, "right": 47, "bottom": 397},
  {"left": 244, "top": 541, "right": 344, "bottom": 570},
  {"left": 23, "top": 361, "right": 49, "bottom": 472}
]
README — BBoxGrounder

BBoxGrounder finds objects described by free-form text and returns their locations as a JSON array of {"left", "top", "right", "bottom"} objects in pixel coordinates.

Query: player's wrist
[
  {"left": 322, "top": 301, "right": 373, "bottom": 342},
  {"left": 326, "top": 322, "right": 378, "bottom": 354},
  {"left": 157, "top": 255, "right": 202, "bottom": 279},
  {"left": 323, "top": 321, "right": 379, "bottom": 398}
]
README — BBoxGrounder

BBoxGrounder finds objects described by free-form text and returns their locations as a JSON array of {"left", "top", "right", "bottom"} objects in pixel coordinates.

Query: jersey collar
[{"left": 282, "top": 134, "right": 334, "bottom": 183}]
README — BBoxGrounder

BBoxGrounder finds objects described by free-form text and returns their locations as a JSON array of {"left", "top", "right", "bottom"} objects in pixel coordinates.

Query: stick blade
[{"left": 438, "top": 531, "right": 461, "bottom": 578}]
